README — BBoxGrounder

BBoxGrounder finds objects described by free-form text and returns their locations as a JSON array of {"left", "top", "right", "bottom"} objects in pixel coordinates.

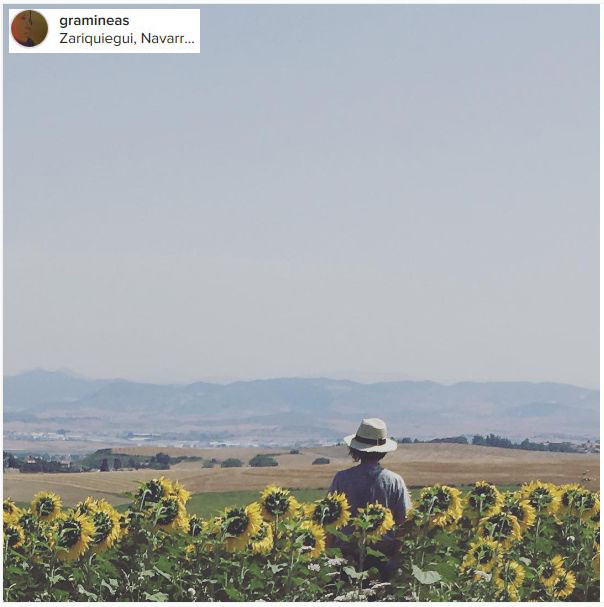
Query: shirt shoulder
[
  {"left": 329, "top": 466, "right": 358, "bottom": 490},
  {"left": 379, "top": 468, "right": 405, "bottom": 488}
]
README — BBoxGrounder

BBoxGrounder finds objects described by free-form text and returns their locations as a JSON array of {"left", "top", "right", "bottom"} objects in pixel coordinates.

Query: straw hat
[{"left": 344, "top": 418, "right": 397, "bottom": 453}]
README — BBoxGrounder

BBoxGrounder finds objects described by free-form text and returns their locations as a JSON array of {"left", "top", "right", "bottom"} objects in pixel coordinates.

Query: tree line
[{"left": 397, "top": 434, "right": 577, "bottom": 453}]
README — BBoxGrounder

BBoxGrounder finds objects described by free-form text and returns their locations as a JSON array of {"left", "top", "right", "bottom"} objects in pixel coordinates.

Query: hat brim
[{"left": 343, "top": 434, "right": 398, "bottom": 453}]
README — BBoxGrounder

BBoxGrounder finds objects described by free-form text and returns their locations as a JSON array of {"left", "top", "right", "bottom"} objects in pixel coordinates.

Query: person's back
[
  {"left": 328, "top": 418, "right": 412, "bottom": 580},
  {"left": 330, "top": 460, "right": 411, "bottom": 528}
]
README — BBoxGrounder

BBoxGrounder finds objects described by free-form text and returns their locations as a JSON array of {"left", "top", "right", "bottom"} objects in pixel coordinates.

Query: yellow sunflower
[
  {"left": 356, "top": 502, "right": 395, "bottom": 542},
  {"left": 74, "top": 496, "right": 99, "bottom": 516},
  {"left": 259, "top": 486, "right": 300, "bottom": 521},
  {"left": 494, "top": 561, "right": 525, "bottom": 598},
  {"left": 477, "top": 511, "right": 522, "bottom": 549},
  {"left": 221, "top": 502, "right": 263, "bottom": 552},
  {"left": 579, "top": 491, "right": 599, "bottom": 524},
  {"left": 305, "top": 492, "right": 350, "bottom": 530},
  {"left": 169, "top": 480, "right": 191, "bottom": 505},
  {"left": 153, "top": 496, "right": 189, "bottom": 534},
  {"left": 14, "top": 508, "right": 37, "bottom": 535},
  {"left": 184, "top": 543, "right": 197, "bottom": 560},
  {"left": 558, "top": 484, "right": 584, "bottom": 517},
  {"left": 295, "top": 521, "right": 326, "bottom": 558},
  {"left": 464, "top": 482, "right": 503, "bottom": 520},
  {"left": 250, "top": 521, "right": 274, "bottom": 555},
  {"left": 414, "top": 485, "right": 462, "bottom": 527},
  {"left": 520, "top": 481, "right": 560, "bottom": 516},
  {"left": 3, "top": 518, "right": 25, "bottom": 550},
  {"left": 3, "top": 498, "right": 20, "bottom": 518},
  {"left": 501, "top": 493, "right": 537, "bottom": 533},
  {"left": 200, "top": 517, "right": 221, "bottom": 553},
  {"left": 135, "top": 477, "right": 173, "bottom": 509},
  {"left": 32, "top": 491, "right": 62, "bottom": 521},
  {"left": 90, "top": 504, "right": 121, "bottom": 553},
  {"left": 552, "top": 570, "right": 576, "bottom": 599},
  {"left": 461, "top": 539, "right": 501, "bottom": 573},
  {"left": 539, "top": 554, "right": 565, "bottom": 588},
  {"left": 52, "top": 511, "right": 95, "bottom": 561}
]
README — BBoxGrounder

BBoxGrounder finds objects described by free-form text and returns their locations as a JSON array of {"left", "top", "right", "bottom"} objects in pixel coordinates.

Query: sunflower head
[
  {"left": 153, "top": 497, "right": 188, "bottom": 534},
  {"left": 32, "top": 491, "right": 62, "bottom": 521},
  {"left": 502, "top": 494, "right": 536, "bottom": 533},
  {"left": 415, "top": 485, "right": 462, "bottom": 527},
  {"left": 539, "top": 554, "right": 565, "bottom": 588},
  {"left": 221, "top": 502, "right": 262, "bottom": 552},
  {"left": 52, "top": 511, "right": 95, "bottom": 561},
  {"left": 259, "top": 486, "right": 299, "bottom": 521},
  {"left": 90, "top": 504, "right": 121, "bottom": 553},
  {"left": 578, "top": 491, "right": 599, "bottom": 523},
  {"left": 520, "top": 481, "right": 560, "bottom": 515},
  {"left": 462, "top": 539, "right": 501, "bottom": 573},
  {"left": 13, "top": 508, "right": 37, "bottom": 535},
  {"left": 354, "top": 502, "right": 395, "bottom": 541},
  {"left": 3, "top": 498, "right": 20, "bottom": 517},
  {"left": 3, "top": 519, "right": 25, "bottom": 550},
  {"left": 295, "top": 520, "right": 326, "bottom": 558},
  {"left": 169, "top": 480, "right": 191, "bottom": 505},
  {"left": 494, "top": 561, "right": 525, "bottom": 599},
  {"left": 250, "top": 521, "right": 274, "bottom": 555},
  {"left": 305, "top": 492, "right": 350, "bottom": 529},
  {"left": 558, "top": 484, "right": 584, "bottom": 515},
  {"left": 74, "top": 496, "right": 100, "bottom": 516},
  {"left": 135, "top": 477, "right": 173, "bottom": 509},
  {"left": 465, "top": 482, "right": 503, "bottom": 518},
  {"left": 478, "top": 511, "right": 522, "bottom": 548},
  {"left": 552, "top": 570, "right": 576, "bottom": 599}
]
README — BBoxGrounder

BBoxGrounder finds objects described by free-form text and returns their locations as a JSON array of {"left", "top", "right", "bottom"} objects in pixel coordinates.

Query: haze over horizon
[
  {"left": 5, "top": 366, "right": 600, "bottom": 391},
  {"left": 5, "top": 6, "right": 598, "bottom": 389}
]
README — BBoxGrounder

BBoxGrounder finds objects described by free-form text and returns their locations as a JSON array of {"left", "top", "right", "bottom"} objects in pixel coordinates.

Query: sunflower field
[{"left": 3, "top": 479, "right": 600, "bottom": 601}]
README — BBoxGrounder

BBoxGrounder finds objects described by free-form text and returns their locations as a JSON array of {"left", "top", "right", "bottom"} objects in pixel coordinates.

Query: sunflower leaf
[
  {"left": 144, "top": 591, "right": 169, "bottom": 602},
  {"left": 412, "top": 565, "right": 442, "bottom": 585}
]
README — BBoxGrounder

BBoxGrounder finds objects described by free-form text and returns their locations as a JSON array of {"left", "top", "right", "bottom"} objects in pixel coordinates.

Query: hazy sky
[{"left": 4, "top": 5, "right": 599, "bottom": 388}]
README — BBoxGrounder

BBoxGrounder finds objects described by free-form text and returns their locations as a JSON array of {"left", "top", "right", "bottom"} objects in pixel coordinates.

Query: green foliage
[
  {"left": 3, "top": 481, "right": 600, "bottom": 602},
  {"left": 220, "top": 458, "right": 243, "bottom": 468},
  {"left": 248, "top": 455, "right": 278, "bottom": 468}
]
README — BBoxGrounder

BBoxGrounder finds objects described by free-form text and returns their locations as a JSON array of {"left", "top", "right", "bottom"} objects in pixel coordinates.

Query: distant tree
[
  {"left": 100, "top": 458, "right": 109, "bottom": 472},
  {"left": 221, "top": 458, "right": 243, "bottom": 468},
  {"left": 289, "top": 449, "right": 300, "bottom": 454},
  {"left": 249, "top": 455, "right": 278, "bottom": 468},
  {"left": 472, "top": 435, "right": 486, "bottom": 446},
  {"left": 128, "top": 457, "right": 138, "bottom": 469},
  {"left": 154, "top": 452, "right": 171, "bottom": 466},
  {"left": 312, "top": 457, "right": 330, "bottom": 465},
  {"left": 399, "top": 437, "right": 413, "bottom": 444},
  {"left": 429, "top": 436, "right": 468, "bottom": 445},
  {"left": 113, "top": 458, "right": 122, "bottom": 470},
  {"left": 202, "top": 460, "right": 215, "bottom": 468},
  {"left": 413, "top": 438, "right": 421, "bottom": 444}
]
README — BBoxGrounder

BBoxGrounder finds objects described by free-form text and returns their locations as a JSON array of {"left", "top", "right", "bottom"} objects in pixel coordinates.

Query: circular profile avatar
[{"left": 11, "top": 10, "right": 48, "bottom": 47}]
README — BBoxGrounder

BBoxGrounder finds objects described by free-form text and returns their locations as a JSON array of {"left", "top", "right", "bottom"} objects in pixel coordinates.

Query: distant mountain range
[{"left": 4, "top": 369, "right": 600, "bottom": 442}]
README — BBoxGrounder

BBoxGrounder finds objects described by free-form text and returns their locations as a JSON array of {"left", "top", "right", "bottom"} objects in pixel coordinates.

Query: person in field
[{"left": 329, "top": 418, "right": 412, "bottom": 580}]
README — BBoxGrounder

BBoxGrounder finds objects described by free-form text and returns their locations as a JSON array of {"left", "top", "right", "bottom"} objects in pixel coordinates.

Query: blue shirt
[{"left": 329, "top": 461, "right": 412, "bottom": 526}]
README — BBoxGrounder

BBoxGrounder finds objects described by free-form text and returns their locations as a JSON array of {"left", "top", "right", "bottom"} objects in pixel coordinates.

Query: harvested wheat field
[{"left": 4, "top": 443, "right": 599, "bottom": 506}]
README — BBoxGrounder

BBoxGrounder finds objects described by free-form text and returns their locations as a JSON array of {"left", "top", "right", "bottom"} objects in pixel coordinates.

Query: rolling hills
[{"left": 4, "top": 369, "right": 599, "bottom": 443}]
